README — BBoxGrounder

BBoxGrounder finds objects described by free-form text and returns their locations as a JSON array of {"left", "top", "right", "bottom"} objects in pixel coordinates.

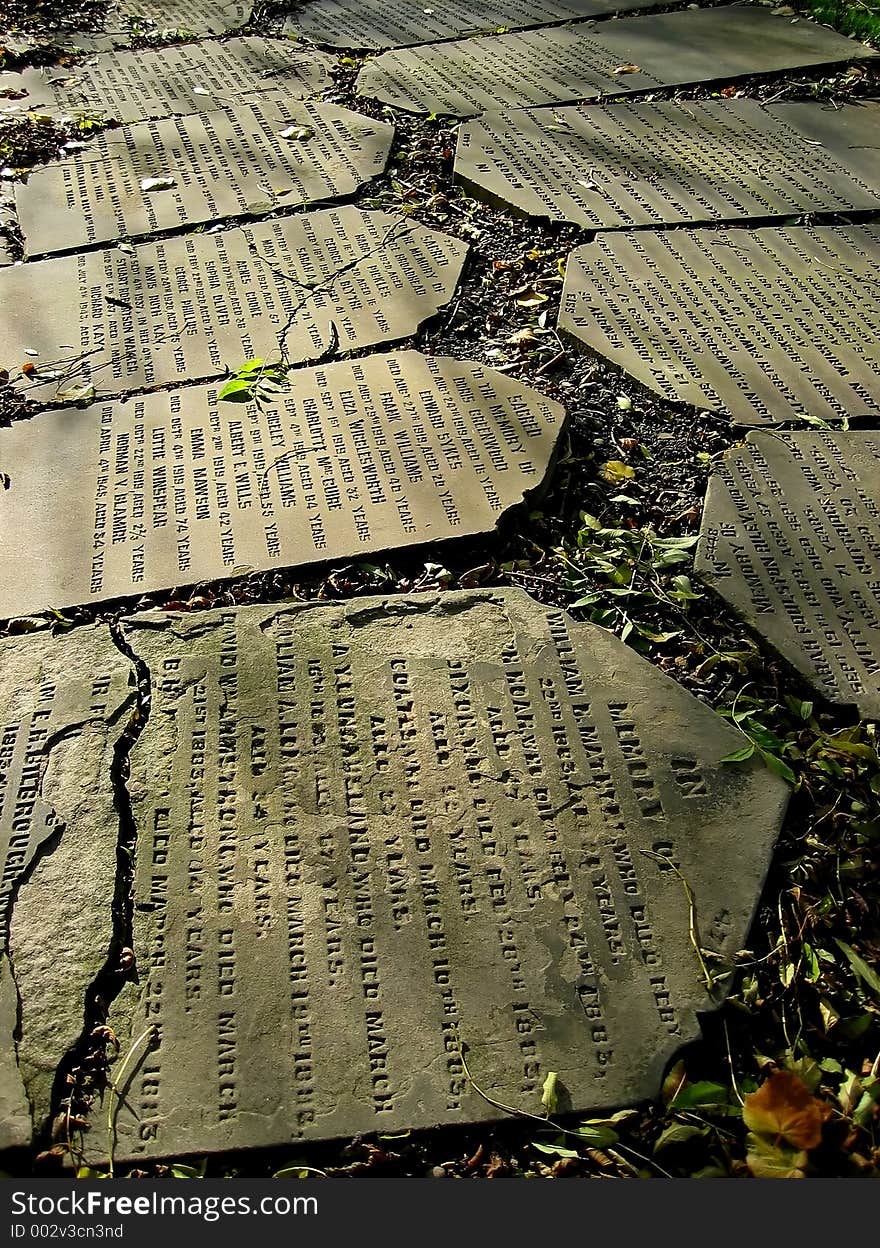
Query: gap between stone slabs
[
  {"left": 356, "top": 5, "right": 878, "bottom": 117},
  {"left": 454, "top": 99, "right": 880, "bottom": 231},
  {"left": 1, "top": 207, "right": 467, "bottom": 404},
  {"left": 68, "top": 589, "right": 788, "bottom": 1164}
]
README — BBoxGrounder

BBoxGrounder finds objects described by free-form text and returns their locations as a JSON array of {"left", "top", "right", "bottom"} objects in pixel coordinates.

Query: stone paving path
[{"left": 0, "top": 0, "right": 878, "bottom": 1163}]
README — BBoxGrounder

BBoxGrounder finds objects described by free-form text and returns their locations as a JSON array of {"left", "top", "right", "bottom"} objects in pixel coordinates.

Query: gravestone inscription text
[
  {"left": 0, "top": 353, "right": 563, "bottom": 618},
  {"left": 558, "top": 223, "right": 880, "bottom": 426},
  {"left": 696, "top": 432, "right": 880, "bottom": 717},
  {"left": 96, "top": 590, "right": 787, "bottom": 1160}
]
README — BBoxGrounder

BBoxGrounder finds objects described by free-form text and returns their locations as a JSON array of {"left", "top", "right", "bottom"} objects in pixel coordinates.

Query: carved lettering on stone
[
  {"left": 284, "top": 0, "right": 664, "bottom": 49},
  {"left": 0, "top": 628, "right": 131, "bottom": 1149},
  {"left": 558, "top": 223, "right": 880, "bottom": 427},
  {"left": 91, "top": 589, "right": 787, "bottom": 1162},
  {"left": 696, "top": 432, "right": 880, "bottom": 716},
  {"left": 455, "top": 100, "right": 880, "bottom": 228},
  {"left": 357, "top": 7, "right": 876, "bottom": 115},
  {"left": 14, "top": 99, "right": 394, "bottom": 257},
  {"left": 0, "top": 208, "right": 467, "bottom": 402},
  {"left": 0, "top": 38, "right": 332, "bottom": 124},
  {"left": 0, "top": 353, "right": 563, "bottom": 618}
]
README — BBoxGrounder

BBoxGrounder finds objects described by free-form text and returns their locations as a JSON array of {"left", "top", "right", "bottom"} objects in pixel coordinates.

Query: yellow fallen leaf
[
  {"left": 742, "top": 1070, "right": 831, "bottom": 1150},
  {"left": 600, "top": 460, "right": 635, "bottom": 484}
]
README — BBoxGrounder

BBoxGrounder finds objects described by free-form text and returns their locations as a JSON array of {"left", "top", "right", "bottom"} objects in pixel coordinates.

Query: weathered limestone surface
[
  {"left": 284, "top": 0, "right": 665, "bottom": 49},
  {"left": 455, "top": 100, "right": 880, "bottom": 228},
  {"left": 0, "top": 353, "right": 563, "bottom": 618},
  {"left": 0, "top": 208, "right": 467, "bottom": 403},
  {"left": 558, "top": 223, "right": 880, "bottom": 426},
  {"left": 90, "top": 590, "right": 787, "bottom": 1162},
  {"left": 0, "top": 38, "right": 332, "bottom": 123},
  {"left": 696, "top": 432, "right": 880, "bottom": 717},
  {"left": 14, "top": 98, "right": 394, "bottom": 257},
  {"left": 357, "top": 7, "right": 876, "bottom": 116},
  {"left": 0, "top": 628, "right": 132, "bottom": 1148}
]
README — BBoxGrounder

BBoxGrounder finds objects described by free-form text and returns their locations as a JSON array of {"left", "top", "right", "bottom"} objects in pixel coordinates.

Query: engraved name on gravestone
[
  {"left": 93, "top": 590, "right": 788, "bottom": 1162},
  {"left": 14, "top": 99, "right": 394, "bottom": 257},
  {"left": 357, "top": 7, "right": 876, "bottom": 115},
  {"left": 455, "top": 100, "right": 880, "bottom": 229},
  {"left": 284, "top": 0, "right": 664, "bottom": 49},
  {"left": 0, "top": 38, "right": 332, "bottom": 124},
  {"left": 558, "top": 224, "right": 880, "bottom": 427},
  {"left": 0, "top": 353, "right": 563, "bottom": 619},
  {"left": 696, "top": 432, "right": 880, "bottom": 717},
  {"left": 0, "top": 628, "right": 130, "bottom": 1150},
  {"left": 0, "top": 208, "right": 466, "bottom": 403}
]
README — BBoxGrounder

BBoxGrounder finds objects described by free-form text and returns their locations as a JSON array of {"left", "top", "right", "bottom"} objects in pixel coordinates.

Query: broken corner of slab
[
  {"left": 696, "top": 431, "right": 880, "bottom": 716},
  {"left": 79, "top": 589, "right": 787, "bottom": 1164},
  {"left": 0, "top": 627, "right": 132, "bottom": 1151}
]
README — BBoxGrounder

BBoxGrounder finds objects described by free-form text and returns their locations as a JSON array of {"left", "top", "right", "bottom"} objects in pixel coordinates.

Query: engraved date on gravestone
[
  {"left": 94, "top": 590, "right": 787, "bottom": 1161},
  {"left": 0, "top": 38, "right": 332, "bottom": 124},
  {"left": 1, "top": 207, "right": 466, "bottom": 403},
  {"left": 696, "top": 432, "right": 880, "bottom": 717},
  {"left": 455, "top": 100, "right": 880, "bottom": 229},
  {"left": 0, "top": 629, "right": 130, "bottom": 1150},
  {"left": 558, "top": 223, "right": 880, "bottom": 426},
  {"left": 14, "top": 99, "right": 394, "bottom": 257},
  {"left": 0, "top": 353, "right": 563, "bottom": 619},
  {"left": 284, "top": 0, "right": 665, "bottom": 50},
  {"left": 357, "top": 7, "right": 876, "bottom": 116}
]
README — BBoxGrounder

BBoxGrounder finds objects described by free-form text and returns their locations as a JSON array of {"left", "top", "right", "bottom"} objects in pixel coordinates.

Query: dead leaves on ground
[{"left": 743, "top": 1071, "right": 832, "bottom": 1177}]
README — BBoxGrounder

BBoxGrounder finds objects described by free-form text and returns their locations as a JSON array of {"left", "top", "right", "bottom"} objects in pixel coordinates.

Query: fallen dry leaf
[
  {"left": 612, "top": 63, "right": 641, "bottom": 75},
  {"left": 742, "top": 1070, "right": 832, "bottom": 1150}
]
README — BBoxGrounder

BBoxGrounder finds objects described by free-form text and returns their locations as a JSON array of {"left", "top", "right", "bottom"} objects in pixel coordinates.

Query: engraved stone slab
[
  {"left": 0, "top": 38, "right": 332, "bottom": 124},
  {"left": 91, "top": 589, "right": 787, "bottom": 1162},
  {"left": 357, "top": 7, "right": 876, "bottom": 116},
  {"left": 0, "top": 353, "right": 563, "bottom": 619},
  {"left": 38, "top": 0, "right": 252, "bottom": 51},
  {"left": 455, "top": 100, "right": 880, "bottom": 229},
  {"left": 283, "top": 0, "right": 665, "bottom": 50},
  {"left": 0, "top": 627, "right": 131, "bottom": 1149},
  {"left": 14, "top": 99, "right": 394, "bottom": 257},
  {"left": 558, "top": 223, "right": 880, "bottom": 427},
  {"left": 696, "top": 432, "right": 880, "bottom": 716},
  {"left": 0, "top": 208, "right": 467, "bottom": 403}
]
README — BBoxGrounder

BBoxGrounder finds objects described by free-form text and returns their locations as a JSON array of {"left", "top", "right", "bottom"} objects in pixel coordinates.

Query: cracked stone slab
[
  {"left": 86, "top": 589, "right": 787, "bottom": 1163},
  {"left": 558, "top": 223, "right": 880, "bottom": 427},
  {"left": 356, "top": 6, "right": 876, "bottom": 116},
  {"left": 282, "top": 0, "right": 666, "bottom": 50},
  {"left": 0, "top": 38, "right": 332, "bottom": 125},
  {"left": 0, "top": 207, "right": 466, "bottom": 404},
  {"left": 0, "top": 352, "right": 563, "bottom": 618},
  {"left": 455, "top": 99, "right": 880, "bottom": 229},
  {"left": 13, "top": 98, "right": 394, "bottom": 258},
  {"left": 0, "top": 626, "right": 132, "bottom": 1150},
  {"left": 696, "top": 432, "right": 880, "bottom": 717}
]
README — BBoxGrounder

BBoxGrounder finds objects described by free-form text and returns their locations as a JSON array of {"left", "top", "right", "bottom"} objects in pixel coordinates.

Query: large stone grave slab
[
  {"left": 0, "top": 353, "right": 563, "bottom": 619},
  {"left": 455, "top": 99, "right": 880, "bottom": 229},
  {"left": 0, "top": 38, "right": 332, "bottom": 125},
  {"left": 0, "top": 208, "right": 466, "bottom": 403},
  {"left": 283, "top": 0, "right": 665, "bottom": 50},
  {"left": 357, "top": 6, "right": 876, "bottom": 116},
  {"left": 14, "top": 98, "right": 394, "bottom": 257},
  {"left": 558, "top": 223, "right": 880, "bottom": 427},
  {"left": 696, "top": 432, "right": 880, "bottom": 717},
  {"left": 0, "top": 627, "right": 131, "bottom": 1150},
  {"left": 89, "top": 589, "right": 787, "bottom": 1162}
]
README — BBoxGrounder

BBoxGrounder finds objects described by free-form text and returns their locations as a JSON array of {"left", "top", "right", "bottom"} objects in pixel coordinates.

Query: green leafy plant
[{"left": 218, "top": 358, "right": 288, "bottom": 408}]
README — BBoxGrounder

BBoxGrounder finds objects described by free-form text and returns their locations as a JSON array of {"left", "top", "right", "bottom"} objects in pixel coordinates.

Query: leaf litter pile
[{"left": 2, "top": 3, "right": 880, "bottom": 1180}]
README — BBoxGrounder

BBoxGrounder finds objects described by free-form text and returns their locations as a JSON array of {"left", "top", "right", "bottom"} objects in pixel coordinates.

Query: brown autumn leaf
[
  {"left": 742, "top": 1070, "right": 832, "bottom": 1150},
  {"left": 612, "top": 63, "right": 641, "bottom": 74}
]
